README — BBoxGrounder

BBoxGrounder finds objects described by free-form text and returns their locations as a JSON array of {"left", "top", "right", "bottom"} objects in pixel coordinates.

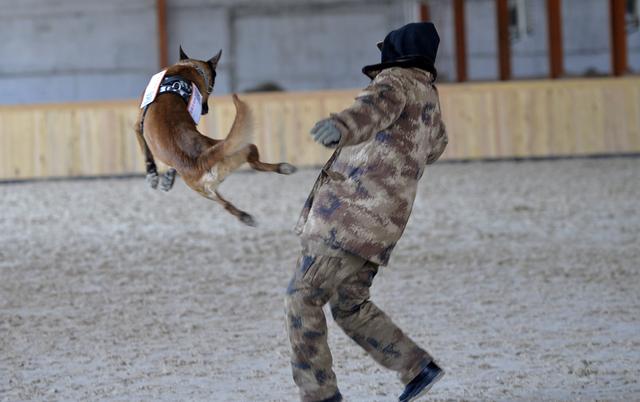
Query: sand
[{"left": 1, "top": 157, "right": 639, "bottom": 401}]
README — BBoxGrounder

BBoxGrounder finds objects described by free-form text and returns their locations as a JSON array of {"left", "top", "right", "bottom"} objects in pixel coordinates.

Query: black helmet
[{"left": 362, "top": 22, "right": 440, "bottom": 80}]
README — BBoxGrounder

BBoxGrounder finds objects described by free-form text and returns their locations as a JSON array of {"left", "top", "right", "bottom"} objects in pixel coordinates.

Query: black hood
[{"left": 362, "top": 22, "right": 440, "bottom": 80}]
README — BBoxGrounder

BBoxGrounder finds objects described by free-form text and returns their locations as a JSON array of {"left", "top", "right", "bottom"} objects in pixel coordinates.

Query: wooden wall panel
[{"left": 1, "top": 77, "right": 639, "bottom": 180}]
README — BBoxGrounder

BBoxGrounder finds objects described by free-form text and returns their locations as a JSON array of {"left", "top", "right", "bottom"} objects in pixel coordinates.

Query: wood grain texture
[{"left": 1, "top": 78, "right": 639, "bottom": 180}]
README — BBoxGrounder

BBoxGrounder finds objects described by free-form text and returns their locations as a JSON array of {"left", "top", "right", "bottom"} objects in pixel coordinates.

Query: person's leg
[
  {"left": 285, "top": 254, "right": 364, "bottom": 402},
  {"left": 329, "top": 261, "right": 434, "bottom": 385}
]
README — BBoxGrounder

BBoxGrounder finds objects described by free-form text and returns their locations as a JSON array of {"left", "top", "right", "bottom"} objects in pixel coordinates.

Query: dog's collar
[
  {"left": 158, "top": 75, "right": 192, "bottom": 104},
  {"left": 177, "top": 61, "right": 213, "bottom": 94}
]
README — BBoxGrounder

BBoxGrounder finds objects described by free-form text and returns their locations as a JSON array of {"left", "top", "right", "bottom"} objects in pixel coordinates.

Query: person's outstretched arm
[{"left": 310, "top": 70, "right": 407, "bottom": 148}]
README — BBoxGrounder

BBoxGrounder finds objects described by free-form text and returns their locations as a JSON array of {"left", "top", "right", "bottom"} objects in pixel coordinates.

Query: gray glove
[{"left": 310, "top": 119, "right": 341, "bottom": 148}]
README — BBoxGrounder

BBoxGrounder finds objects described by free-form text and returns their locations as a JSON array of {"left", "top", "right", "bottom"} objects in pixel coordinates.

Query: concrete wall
[
  {"left": 0, "top": 0, "right": 158, "bottom": 104},
  {"left": 166, "top": 1, "right": 406, "bottom": 94},
  {"left": 430, "top": 0, "right": 640, "bottom": 80},
  {"left": 232, "top": 3, "right": 405, "bottom": 92},
  {"left": 0, "top": 0, "right": 408, "bottom": 104},
  {"left": 166, "top": 3, "right": 232, "bottom": 93},
  {"left": 1, "top": 0, "right": 638, "bottom": 105}
]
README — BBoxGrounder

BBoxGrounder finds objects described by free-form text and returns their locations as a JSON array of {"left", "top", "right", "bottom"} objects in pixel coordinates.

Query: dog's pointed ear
[
  {"left": 208, "top": 49, "right": 222, "bottom": 69},
  {"left": 179, "top": 46, "right": 189, "bottom": 61}
]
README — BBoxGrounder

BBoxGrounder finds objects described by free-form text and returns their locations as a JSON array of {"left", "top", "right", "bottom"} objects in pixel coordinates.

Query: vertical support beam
[
  {"left": 546, "top": 0, "right": 564, "bottom": 78},
  {"left": 453, "top": 0, "right": 468, "bottom": 82},
  {"left": 228, "top": 9, "right": 238, "bottom": 92},
  {"left": 610, "top": 0, "right": 628, "bottom": 76},
  {"left": 496, "top": 0, "right": 511, "bottom": 80},
  {"left": 157, "top": 0, "right": 169, "bottom": 68},
  {"left": 419, "top": 1, "right": 431, "bottom": 22}
]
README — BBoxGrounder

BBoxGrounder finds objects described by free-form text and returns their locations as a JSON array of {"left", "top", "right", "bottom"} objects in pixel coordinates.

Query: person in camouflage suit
[{"left": 285, "top": 23, "right": 448, "bottom": 402}]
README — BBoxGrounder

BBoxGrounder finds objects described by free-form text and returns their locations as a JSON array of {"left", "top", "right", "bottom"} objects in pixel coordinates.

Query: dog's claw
[
  {"left": 160, "top": 169, "right": 177, "bottom": 192},
  {"left": 278, "top": 163, "right": 297, "bottom": 175},
  {"left": 240, "top": 213, "right": 257, "bottom": 227},
  {"left": 146, "top": 172, "right": 159, "bottom": 189}
]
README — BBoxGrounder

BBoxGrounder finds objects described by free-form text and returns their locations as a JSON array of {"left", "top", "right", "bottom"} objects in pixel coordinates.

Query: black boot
[
  {"left": 317, "top": 391, "right": 342, "bottom": 402},
  {"left": 398, "top": 361, "right": 444, "bottom": 402}
]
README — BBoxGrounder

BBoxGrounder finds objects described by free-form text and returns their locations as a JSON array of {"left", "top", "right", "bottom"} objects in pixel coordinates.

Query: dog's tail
[{"left": 223, "top": 94, "right": 253, "bottom": 155}]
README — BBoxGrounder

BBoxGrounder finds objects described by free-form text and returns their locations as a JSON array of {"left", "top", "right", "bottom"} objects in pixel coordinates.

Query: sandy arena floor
[{"left": 1, "top": 157, "right": 639, "bottom": 401}]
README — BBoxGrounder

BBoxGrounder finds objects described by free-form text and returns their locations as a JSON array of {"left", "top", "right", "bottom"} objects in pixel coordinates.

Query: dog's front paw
[
  {"left": 146, "top": 172, "right": 159, "bottom": 189},
  {"left": 239, "top": 212, "right": 257, "bottom": 227},
  {"left": 160, "top": 168, "right": 177, "bottom": 192},
  {"left": 278, "top": 163, "right": 297, "bottom": 175}
]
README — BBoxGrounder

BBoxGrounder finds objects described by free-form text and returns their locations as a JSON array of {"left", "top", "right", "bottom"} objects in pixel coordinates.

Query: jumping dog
[{"left": 135, "top": 47, "right": 296, "bottom": 226}]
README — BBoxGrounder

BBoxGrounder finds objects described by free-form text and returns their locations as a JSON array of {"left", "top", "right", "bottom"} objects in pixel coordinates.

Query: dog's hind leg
[
  {"left": 244, "top": 144, "right": 297, "bottom": 175},
  {"left": 201, "top": 182, "right": 256, "bottom": 226},
  {"left": 207, "top": 143, "right": 296, "bottom": 175},
  {"left": 135, "top": 124, "right": 159, "bottom": 189},
  {"left": 214, "top": 190, "right": 256, "bottom": 227}
]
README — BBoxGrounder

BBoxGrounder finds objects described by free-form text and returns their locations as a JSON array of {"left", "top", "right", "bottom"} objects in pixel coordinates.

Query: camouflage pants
[{"left": 285, "top": 253, "right": 432, "bottom": 402}]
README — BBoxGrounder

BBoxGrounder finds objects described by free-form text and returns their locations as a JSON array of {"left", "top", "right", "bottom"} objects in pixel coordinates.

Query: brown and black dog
[{"left": 135, "top": 47, "right": 296, "bottom": 226}]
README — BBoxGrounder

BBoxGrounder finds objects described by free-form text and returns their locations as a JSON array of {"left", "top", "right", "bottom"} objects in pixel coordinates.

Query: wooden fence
[{"left": 1, "top": 77, "right": 639, "bottom": 180}]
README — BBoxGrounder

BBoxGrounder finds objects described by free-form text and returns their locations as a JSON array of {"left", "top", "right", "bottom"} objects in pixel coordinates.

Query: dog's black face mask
[{"left": 201, "top": 68, "right": 217, "bottom": 115}]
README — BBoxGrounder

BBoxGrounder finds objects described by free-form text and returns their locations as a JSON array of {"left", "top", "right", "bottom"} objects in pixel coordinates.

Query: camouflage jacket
[{"left": 295, "top": 67, "right": 448, "bottom": 266}]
